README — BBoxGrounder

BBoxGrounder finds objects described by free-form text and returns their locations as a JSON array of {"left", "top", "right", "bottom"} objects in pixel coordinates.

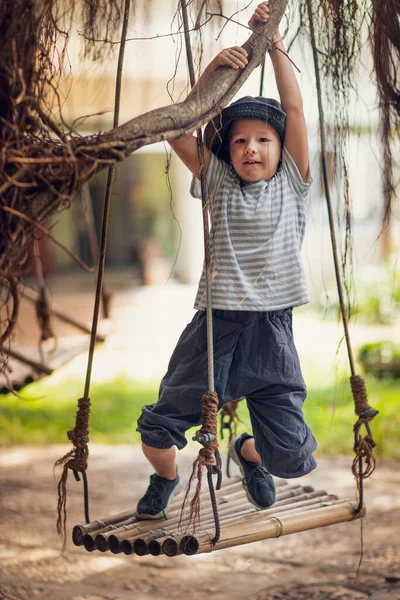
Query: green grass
[{"left": 0, "top": 373, "right": 398, "bottom": 459}]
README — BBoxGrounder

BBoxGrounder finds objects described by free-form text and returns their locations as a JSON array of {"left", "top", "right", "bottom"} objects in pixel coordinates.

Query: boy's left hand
[{"left": 248, "top": 1, "right": 270, "bottom": 31}]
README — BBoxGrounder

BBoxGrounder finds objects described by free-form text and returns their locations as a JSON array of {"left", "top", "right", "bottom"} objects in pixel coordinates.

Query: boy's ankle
[
  {"left": 155, "top": 467, "right": 178, "bottom": 481},
  {"left": 240, "top": 436, "right": 261, "bottom": 464}
]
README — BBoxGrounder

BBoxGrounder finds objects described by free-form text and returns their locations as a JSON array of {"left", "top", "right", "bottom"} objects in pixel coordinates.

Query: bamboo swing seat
[
  {"left": 0, "top": 336, "right": 97, "bottom": 394},
  {"left": 72, "top": 475, "right": 365, "bottom": 558},
  {"left": 57, "top": 0, "right": 375, "bottom": 560}
]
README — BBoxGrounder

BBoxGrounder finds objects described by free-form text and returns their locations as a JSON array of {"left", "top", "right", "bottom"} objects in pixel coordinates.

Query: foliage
[
  {"left": 359, "top": 340, "right": 400, "bottom": 379},
  {"left": 0, "top": 373, "right": 397, "bottom": 460},
  {"left": 319, "top": 264, "right": 400, "bottom": 324}
]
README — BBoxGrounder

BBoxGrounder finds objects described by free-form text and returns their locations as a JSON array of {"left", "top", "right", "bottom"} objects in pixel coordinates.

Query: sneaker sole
[
  {"left": 229, "top": 439, "right": 268, "bottom": 510},
  {"left": 135, "top": 481, "right": 183, "bottom": 520}
]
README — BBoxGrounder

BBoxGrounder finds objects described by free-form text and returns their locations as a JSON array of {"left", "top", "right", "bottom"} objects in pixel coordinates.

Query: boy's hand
[
  {"left": 214, "top": 47, "right": 248, "bottom": 70},
  {"left": 248, "top": 1, "right": 270, "bottom": 31}
]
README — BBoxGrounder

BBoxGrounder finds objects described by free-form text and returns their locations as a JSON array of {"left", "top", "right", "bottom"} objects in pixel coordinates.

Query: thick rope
[
  {"left": 181, "top": 392, "right": 222, "bottom": 533},
  {"left": 55, "top": 0, "right": 131, "bottom": 547},
  {"left": 306, "top": 0, "right": 378, "bottom": 515},
  {"left": 180, "top": 0, "right": 221, "bottom": 544}
]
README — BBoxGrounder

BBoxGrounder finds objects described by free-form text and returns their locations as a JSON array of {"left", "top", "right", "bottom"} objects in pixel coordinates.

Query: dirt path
[{"left": 0, "top": 445, "right": 399, "bottom": 600}]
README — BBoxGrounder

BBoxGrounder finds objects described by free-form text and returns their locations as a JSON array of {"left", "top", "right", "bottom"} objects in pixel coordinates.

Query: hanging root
[{"left": 180, "top": 454, "right": 204, "bottom": 532}]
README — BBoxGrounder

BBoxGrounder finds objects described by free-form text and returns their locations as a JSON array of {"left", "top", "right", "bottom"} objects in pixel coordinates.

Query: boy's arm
[
  {"left": 169, "top": 47, "right": 248, "bottom": 180},
  {"left": 250, "top": 2, "right": 309, "bottom": 182},
  {"left": 270, "top": 34, "right": 309, "bottom": 182}
]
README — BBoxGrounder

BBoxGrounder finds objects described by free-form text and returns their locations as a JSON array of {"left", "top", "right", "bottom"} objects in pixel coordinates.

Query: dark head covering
[{"left": 204, "top": 96, "right": 286, "bottom": 163}]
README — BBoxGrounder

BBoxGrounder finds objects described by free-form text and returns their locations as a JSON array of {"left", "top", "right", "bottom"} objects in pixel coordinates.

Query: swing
[
  {"left": 1, "top": 186, "right": 109, "bottom": 394},
  {"left": 56, "top": 0, "right": 378, "bottom": 557}
]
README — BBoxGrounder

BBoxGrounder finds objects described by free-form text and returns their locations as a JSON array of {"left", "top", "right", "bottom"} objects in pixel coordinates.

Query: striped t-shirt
[{"left": 190, "top": 147, "right": 312, "bottom": 311}]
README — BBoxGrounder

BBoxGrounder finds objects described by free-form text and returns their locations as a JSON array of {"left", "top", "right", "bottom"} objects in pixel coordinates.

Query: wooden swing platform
[
  {"left": 0, "top": 336, "right": 97, "bottom": 394},
  {"left": 72, "top": 475, "right": 365, "bottom": 557}
]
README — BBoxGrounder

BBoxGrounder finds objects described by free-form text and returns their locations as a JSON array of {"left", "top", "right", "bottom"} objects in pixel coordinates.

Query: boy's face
[{"left": 228, "top": 119, "right": 282, "bottom": 184}]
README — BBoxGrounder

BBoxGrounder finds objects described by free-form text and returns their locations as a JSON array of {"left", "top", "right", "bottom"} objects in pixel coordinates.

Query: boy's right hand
[{"left": 214, "top": 47, "right": 248, "bottom": 70}]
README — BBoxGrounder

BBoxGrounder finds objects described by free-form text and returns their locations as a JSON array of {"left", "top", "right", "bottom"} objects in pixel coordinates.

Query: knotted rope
[
  {"left": 181, "top": 392, "right": 222, "bottom": 535},
  {"left": 306, "top": 0, "right": 378, "bottom": 516},
  {"left": 351, "top": 375, "right": 378, "bottom": 486},
  {"left": 180, "top": 0, "right": 222, "bottom": 544},
  {"left": 54, "top": 0, "right": 131, "bottom": 547}
]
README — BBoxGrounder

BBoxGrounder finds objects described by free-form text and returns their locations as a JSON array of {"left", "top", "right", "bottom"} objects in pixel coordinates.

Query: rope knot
[
  {"left": 67, "top": 430, "right": 89, "bottom": 445},
  {"left": 350, "top": 375, "right": 378, "bottom": 419},
  {"left": 198, "top": 446, "right": 215, "bottom": 467},
  {"left": 193, "top": 390, "right": 219, "bottom": 464},
  {"left": 182, "top": 389, "right": 222, "bottom": 541}
]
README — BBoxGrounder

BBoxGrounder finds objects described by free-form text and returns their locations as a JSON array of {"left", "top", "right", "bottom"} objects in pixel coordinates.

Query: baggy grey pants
[{"left": 137, "top": 308, "right": 317, "bottom": 479}]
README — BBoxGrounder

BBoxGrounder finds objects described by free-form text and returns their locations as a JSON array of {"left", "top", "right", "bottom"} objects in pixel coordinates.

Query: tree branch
[{"left": 86, "top": 0, "right": 289, "bottom": 172}]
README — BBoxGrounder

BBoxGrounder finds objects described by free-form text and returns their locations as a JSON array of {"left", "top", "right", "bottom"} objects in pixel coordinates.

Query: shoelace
[{"left": 243, "top": 464, "right": 271, "bottom": 486}]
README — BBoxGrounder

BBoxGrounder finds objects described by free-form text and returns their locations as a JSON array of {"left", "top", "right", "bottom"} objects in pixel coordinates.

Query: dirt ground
[{"left": 0, "top": 445, "right": 399, "bottom": 600}]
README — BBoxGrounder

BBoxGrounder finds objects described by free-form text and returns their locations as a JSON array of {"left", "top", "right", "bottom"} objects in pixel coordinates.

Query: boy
[{"left": 136, "top": 2, "right": 317, "bottom": 518}]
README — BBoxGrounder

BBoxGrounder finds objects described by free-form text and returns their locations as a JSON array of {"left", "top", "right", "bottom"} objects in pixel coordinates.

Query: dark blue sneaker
[
  {"left": 136, "top": 473, "right": 181, "bottom": 519},
  {"left": 229, "top": 433, "right": 276, "bottom": 509}
]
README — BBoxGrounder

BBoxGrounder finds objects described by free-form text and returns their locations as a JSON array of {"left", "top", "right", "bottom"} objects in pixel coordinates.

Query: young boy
[{"left": 136, "top": 2, "right": 317, "bottom": 518}]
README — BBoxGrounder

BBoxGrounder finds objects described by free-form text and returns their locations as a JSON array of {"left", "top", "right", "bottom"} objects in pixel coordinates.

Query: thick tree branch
[
  {"left": 0, "top": 0, "right": 289, "bottom": 283},
  {"left": 91, "top": 0, "right": 289, "bottom": 166}
]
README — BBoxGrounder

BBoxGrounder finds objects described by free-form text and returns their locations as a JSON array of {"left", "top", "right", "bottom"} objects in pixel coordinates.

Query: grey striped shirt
[{"left": 190, "top": 147, "right": 312, "bottom": 311}]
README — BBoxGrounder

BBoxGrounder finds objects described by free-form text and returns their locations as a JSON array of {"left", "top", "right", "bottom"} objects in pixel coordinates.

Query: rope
[
  {"left": 259, "top": 55, "right": 266, "bottom": 96},
  {"left": 306, "top": 0, "right": 378, "bottom": 516},
  {"left": 180, "top": 0, "right": 221, "bottom": 544},
  {"left": 35, "top": 285, "right": 54, "bottom": 342},
  {"left": 82, "top": 184, "right": 112, "bottom": 319},
  {"left": 33, "top": 239, "right": 56, "bottom": 364},
  {"left": 55, "top": 0, "right": 131, "bottom": 547}
]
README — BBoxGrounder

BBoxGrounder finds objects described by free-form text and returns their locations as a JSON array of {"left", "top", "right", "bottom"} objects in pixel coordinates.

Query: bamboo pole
[
  {"left": 114, "top": 494, "right": 252, "bottom": 555},
  {"left": 73, "top": 509, "right": 140, "bottom": 545},
  {"left": 74, "top": 475, "right": 243, "bottom": 546},
  {"left": 74, "top": 474, "right": 286, "bottom": 547},
  {"left": 117, "top": 489, "right": 329, "bottom": 557},
  {"left": 133, "top": 506, "right": 257, "bottom": 557},
  {"left": 126, "top": 490, "right": 327, "bottom": 557},
  {"left": 84, "top": 482, "right": 308, "bottom": 552},
  {"left": 133, "top": 528, "right": 170, "bottom": 556},
  {"left": 156, "top": 493, "right": 336, "bottom": 558},
  {"left": 113, "top": 485, "right": 304, "bottom": 554},
  {"left": 182, "top": 501, "right": 366, "bottom": 555},
  {"left": 91, "top": 480, "right": 250, "bottom": 552},
  {"left": 153, "top": 534, "right": 184, "bottom": 557}
]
